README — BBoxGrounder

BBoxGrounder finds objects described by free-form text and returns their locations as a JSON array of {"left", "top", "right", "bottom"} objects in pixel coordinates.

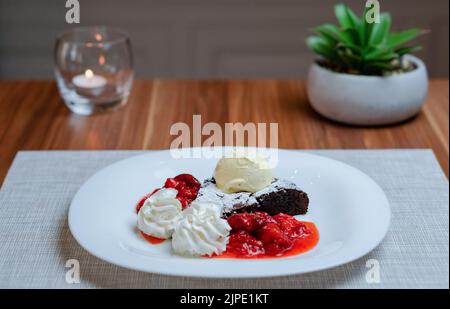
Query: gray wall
[{"left": 0, "top": 0, "right": 448, "bottom": 79}]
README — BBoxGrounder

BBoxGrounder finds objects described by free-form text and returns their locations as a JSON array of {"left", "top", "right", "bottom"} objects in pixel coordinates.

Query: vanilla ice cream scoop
[{"left": 214, "top": 151, "right": 273, "bottom": 193}]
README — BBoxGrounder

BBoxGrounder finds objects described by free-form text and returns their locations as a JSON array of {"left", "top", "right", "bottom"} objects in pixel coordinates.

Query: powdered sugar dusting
[{"left": 196, "top": 178, "right": 299, "bottom": 216}]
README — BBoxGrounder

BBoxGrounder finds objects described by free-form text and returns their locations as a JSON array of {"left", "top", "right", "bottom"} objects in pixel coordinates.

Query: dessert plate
[{"left": 68, "top": 148, "right": 390, "bottom": 278}]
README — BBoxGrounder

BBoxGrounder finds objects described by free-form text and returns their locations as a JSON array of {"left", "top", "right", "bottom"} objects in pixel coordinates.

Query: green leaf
[
  {"left": 335, "top": 4, "right": 359, "bottom": 29},
  {"left": 344, "top": 28, "right": 361, "bottom": 46},
  {"left": 359, "top": 7, "right": 376, "bottom": 48},
  {"left": 314, "top": 24, "right": 355, "bottom": 45},
  {"left": 306, "top": 36, "right": 335, "bottom": 59},
  {"left": 395, "top": 46, "right": 422, "bottom": 56},
  {"left": 337, "top": 42, "right": 363, "bottom": 57},
  {"left": 345, "top": 6, "right": 361, "bottom": 27},
  {"left": 369, "top": 13, "right": 391, "bottom": 46},
  {"left": 313, "top": 24, "right": 338, "bottom": 45},
  {"left": 364, "top": 48, "right": 397, "bottom": 61},
  {"left": 386, "top": 29, "right": 423, "bottom": 49}
]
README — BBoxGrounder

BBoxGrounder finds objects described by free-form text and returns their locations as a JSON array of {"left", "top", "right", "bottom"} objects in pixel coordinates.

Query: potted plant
[{"left": 306, "top": 3, "right": 428, "bottom": 125}]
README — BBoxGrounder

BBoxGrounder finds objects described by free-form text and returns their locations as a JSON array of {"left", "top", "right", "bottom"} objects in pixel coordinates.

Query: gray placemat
[{"left": 0, "top": 150, "right": 448, "bottom": 289}]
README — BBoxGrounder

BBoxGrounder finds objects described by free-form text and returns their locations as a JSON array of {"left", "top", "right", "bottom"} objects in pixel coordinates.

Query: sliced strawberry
[
  {"left": 227, "top": 213, "right": 259, "bottom": 233},
  {"left": 164, "top": 178, "right": 179, "bottom": 189},
  {"left": 227, "top": 212, "right": 276, "bottom": 233},
  {"left": 256, "top": 222, "right": 293, "bottom": 255},
  {"left": 273, "top": 213, "right": 311, "bottom": 239},
  {"left": 225, "top": 211, "right": 315, "bottom": 257},
  {"left": 256, "top": 222, "right": 285, "bottom": 244},
  {"left": 253, "top": 211, "right": 277, "bottom": 227},
  {"left": 174, "top": 174, "right": 201, "bottom": 190},
  {"left": 178, "top": 187, "right": 198, "bottom": 200},
  {"left": 227, "top": 231, "right": 265, "bottom": 257}
]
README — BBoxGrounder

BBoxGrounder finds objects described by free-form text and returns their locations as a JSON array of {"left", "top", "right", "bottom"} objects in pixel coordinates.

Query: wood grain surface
[{"left": 0, "top": 80, "right": 448, "bottom": 185}]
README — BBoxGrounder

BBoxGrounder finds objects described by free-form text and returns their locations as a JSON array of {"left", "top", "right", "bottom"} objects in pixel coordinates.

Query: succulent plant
[{"left": 307, "top": 3, "right": 426, "bottom": 76}]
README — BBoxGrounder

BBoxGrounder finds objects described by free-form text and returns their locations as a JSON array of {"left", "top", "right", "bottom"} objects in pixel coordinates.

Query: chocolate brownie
[{"left": 196, "top": 178, "right": 309, "bottom": 217}]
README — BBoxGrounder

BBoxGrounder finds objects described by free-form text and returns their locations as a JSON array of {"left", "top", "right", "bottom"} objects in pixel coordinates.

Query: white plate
[{"left": 68, "top": 148, "right": 390, "bottom": 278}]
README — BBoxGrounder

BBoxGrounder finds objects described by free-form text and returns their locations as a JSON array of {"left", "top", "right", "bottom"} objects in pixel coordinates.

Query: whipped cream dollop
[
  {"left": 137, "top": 188, "right": 182, "bottom": 239},
  {"left": 172, "top": 202, "right": 231, "bottom": 256},
  {"left": 214, "top": 150, "right": 273, "bottom": 193}
]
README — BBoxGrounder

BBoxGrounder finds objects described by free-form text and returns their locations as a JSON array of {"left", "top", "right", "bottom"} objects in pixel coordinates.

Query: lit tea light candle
[{"left": 73, "top": 69, "right": 107, "bottom": 89}]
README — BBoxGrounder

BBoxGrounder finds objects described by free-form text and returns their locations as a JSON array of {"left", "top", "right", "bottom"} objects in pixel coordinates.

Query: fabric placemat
[{"left": 0, "top": 150, "right": 448, "bottom": 289}]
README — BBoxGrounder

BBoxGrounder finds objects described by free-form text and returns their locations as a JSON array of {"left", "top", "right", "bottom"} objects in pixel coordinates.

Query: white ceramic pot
[{"left": 306, "top": 55, "right": 428, "bottom": 125}]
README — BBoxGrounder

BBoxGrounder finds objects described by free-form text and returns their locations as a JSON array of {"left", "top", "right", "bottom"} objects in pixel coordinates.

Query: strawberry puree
[
  {"left": 213, "top": 221, "right": 319, "bottom": 259},
  {"left": 141, "top": 231, "right": 166, "bottom": 244}
]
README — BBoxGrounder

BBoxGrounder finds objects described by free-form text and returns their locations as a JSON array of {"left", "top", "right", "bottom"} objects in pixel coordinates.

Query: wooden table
[{"left": 0, "top": 80, "right": 448, "bottom": 185}]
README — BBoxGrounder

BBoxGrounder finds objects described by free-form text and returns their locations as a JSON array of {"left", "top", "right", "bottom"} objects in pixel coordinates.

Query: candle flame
[
  {"left": 85, "top": 69, "right": 94, "bottom": 79},
  {"left": 99, "top": 55, "right": 105, "bottom": 65}
]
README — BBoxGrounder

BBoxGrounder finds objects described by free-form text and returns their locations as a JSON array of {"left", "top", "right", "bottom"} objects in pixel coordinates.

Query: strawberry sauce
[
  {"left": 140, "top": 232, "right": 166, "bottom": 244},
  {"left": 213, "top": 221, "right": 319, "bottom": 259},
  {"left": 213, "top": 213, "right": 319, "bottom": 259}
]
